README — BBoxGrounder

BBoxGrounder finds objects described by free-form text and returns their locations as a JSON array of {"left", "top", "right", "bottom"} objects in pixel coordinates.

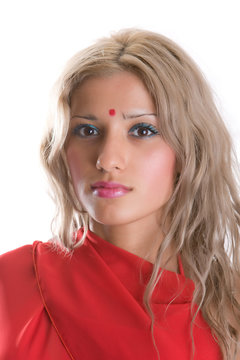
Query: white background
[{"left": 0, "top": 0, "right": 239, "bottom": 254}]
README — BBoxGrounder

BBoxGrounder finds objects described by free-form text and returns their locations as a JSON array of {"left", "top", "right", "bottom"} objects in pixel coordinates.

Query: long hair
[{"left": 40, "top": 28, "right": 240, "bottom": 359}]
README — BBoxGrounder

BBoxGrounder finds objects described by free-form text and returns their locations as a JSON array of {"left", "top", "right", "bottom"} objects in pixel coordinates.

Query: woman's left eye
[
  {"left": 71, "top": 122, "right": 159, "bottom": 138},
  {"left": 130, "top": 123, "right": 159, "bottom": 137}
]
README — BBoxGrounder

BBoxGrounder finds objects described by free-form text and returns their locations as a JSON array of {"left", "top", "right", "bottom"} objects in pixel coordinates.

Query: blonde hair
[{"left": 40, "top": 28, "right": 240, "bottom": 359}]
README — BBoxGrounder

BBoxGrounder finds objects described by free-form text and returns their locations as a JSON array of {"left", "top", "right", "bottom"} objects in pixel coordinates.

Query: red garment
[{"left": 0, "top": 229, "right": 222, "bottom": 360}]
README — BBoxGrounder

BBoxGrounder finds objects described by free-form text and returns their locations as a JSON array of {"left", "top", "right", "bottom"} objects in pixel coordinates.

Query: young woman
[{"left": 0, "top": 28, "right": 239, "bottom": 360}]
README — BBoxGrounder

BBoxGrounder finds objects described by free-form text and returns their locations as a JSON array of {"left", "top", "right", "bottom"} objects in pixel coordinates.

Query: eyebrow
[{"left": 70, "top": 113, "right": 157, "bottom": 121}]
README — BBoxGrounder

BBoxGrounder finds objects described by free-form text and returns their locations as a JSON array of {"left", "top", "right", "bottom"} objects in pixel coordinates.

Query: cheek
[
  {"left": 141, "top": 146, "right": 176, "bottom": 189},
  {"left": 66, "top": 147, "right": 84, "bottom": 184}
]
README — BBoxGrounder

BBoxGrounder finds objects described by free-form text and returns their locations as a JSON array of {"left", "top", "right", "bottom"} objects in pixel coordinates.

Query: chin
[
  {"left": 91, "top": 216, "right": 131, "bottom": 227},
  {"left": 89, "top": 209, "right": 137, "bottom": 227}
]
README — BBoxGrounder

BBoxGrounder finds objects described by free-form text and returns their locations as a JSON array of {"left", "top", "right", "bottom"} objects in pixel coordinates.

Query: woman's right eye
[{"left": 72, "top": 124, "right": 99, "bottom": 137}]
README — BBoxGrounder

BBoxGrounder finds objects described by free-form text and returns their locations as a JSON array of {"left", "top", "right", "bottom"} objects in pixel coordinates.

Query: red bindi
[{"left": 109, "top": 109, "right": 116, "bottom": 116}]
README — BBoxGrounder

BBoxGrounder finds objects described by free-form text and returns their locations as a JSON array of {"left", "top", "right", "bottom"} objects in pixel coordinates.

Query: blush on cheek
[
  {"left": 144, "top": 147, "right": 176, "bottom": 188},
  {"left": 149, "top": 147, "right": 175, "bottom": 171},
  {"left": 66, "top": 148, "right": 83, "bottom": 184}
]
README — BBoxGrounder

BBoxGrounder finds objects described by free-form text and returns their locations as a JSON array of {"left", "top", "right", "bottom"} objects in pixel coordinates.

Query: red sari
[{"left": 0, "top": 229, "right": 222, "bottom": 359}]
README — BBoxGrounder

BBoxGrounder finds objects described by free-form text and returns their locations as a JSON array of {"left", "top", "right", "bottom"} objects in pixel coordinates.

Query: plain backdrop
[{"left": 0, "top": 0, "right": 239, "bottom": 254}]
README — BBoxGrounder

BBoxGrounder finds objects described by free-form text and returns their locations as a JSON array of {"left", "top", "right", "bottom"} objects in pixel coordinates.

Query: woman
[{"left": 0, "top": 28, "right": 239, "bottom": 360}]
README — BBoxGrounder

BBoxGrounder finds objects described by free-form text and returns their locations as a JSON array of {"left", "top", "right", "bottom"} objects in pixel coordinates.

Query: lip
[
  {"left": 91, "top": 181, "right": 132, "bottom": 199},
  {"left": 91, "top": 187, "right": 131, "bottom": 198},
  {"left": 91, "top": 181, "right": 131, "bottom": 190}
]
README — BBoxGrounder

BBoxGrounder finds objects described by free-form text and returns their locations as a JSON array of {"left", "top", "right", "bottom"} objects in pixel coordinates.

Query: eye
[
  {"left": 71, "top": 122, "right": 159, "bottom": 139},
  {"left": 129, "top": 123, "right": 159, "bottom": 138},
  {"left": 72, "top": 124, "right": 99, "bottom": 137}
]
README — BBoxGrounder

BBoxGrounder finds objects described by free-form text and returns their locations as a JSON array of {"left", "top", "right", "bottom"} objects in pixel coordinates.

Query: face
[{"left": 65, "top": 71, "right": 176, "bottom": 228}]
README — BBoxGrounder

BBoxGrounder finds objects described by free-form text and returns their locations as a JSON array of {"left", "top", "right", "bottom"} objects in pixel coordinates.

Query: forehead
[{"left": 70, "top": 71, "right": 156, "bottom": 112}]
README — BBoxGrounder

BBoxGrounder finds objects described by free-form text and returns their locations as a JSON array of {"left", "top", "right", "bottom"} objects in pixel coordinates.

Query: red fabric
[{"left": 0, "top": 229, "right": 222, "bottom": 359}]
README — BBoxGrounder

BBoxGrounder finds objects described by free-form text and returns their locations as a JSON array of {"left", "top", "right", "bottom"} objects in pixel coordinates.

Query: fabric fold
[{"left": 32, "top": 229, "right": 222, "bottom": 359}]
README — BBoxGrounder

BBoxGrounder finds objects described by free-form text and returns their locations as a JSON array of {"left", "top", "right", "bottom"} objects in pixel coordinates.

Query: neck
[{"left": 88, "top": 216, "right": 179, "bottom": 273}]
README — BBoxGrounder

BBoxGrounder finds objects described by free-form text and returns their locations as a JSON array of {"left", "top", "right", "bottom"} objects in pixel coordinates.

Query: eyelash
[{"left": 72, "top": 122, "right": 159, "bottom": 138}]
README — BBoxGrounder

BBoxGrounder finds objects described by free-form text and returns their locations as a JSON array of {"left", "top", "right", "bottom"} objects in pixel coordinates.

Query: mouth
[
  {"left": 91, "top": 181, "right": 132, "bottom": 191},
  {"left": 90, "top": 181, "right": 132, "bottom": 198}
]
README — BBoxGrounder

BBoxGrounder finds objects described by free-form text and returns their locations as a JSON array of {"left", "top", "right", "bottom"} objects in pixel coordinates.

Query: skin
[
  {"left": 65, "top": 71, "right": 178, "bottom": 271},
  {"left": 64, "top": 70, "right": 240, "bottom": 357}
]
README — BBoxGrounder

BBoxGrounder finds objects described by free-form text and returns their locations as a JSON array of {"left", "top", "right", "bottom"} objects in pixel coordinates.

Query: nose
[{"left": 96, "top": 132, "right": 127, "bottom": 172}]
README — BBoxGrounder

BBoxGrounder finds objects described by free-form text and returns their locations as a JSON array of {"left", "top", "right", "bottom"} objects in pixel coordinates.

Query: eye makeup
[
  {"left": 72, "top": 122, "right": 160, "bottom": 138},
  {"left": 73, "top": 124, "right": 99, "bottom": 137},
  {"left": 130, "top": 123, "right": 159, "bottom": 137}
]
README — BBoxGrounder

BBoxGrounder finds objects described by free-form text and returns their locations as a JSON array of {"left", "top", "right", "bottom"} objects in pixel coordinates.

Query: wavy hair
[{"left": 40, "top": 28, "right": 240, "bottom": 359}]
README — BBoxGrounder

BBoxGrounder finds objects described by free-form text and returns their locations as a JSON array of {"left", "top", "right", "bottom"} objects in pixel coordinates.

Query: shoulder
[
  {"left": 0, "top": 242, "right": 46, "bottom": 348},
  {"left": 0, "top": 243, "right": 34, "bottom": 273},
  {"left": 0, "top": 243, "right": 40, "bottom": 288},
  {"left": 0, "top": 241, "right": 43, "bottom": 298},
  {"left": 0, "top": 242, "right": 47, "bottom": 317}
]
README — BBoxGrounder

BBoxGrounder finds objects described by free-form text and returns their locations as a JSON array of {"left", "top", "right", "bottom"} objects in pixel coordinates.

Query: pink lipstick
[{"left": 91, "top": 181, "right": 132, "bottom": 198}]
